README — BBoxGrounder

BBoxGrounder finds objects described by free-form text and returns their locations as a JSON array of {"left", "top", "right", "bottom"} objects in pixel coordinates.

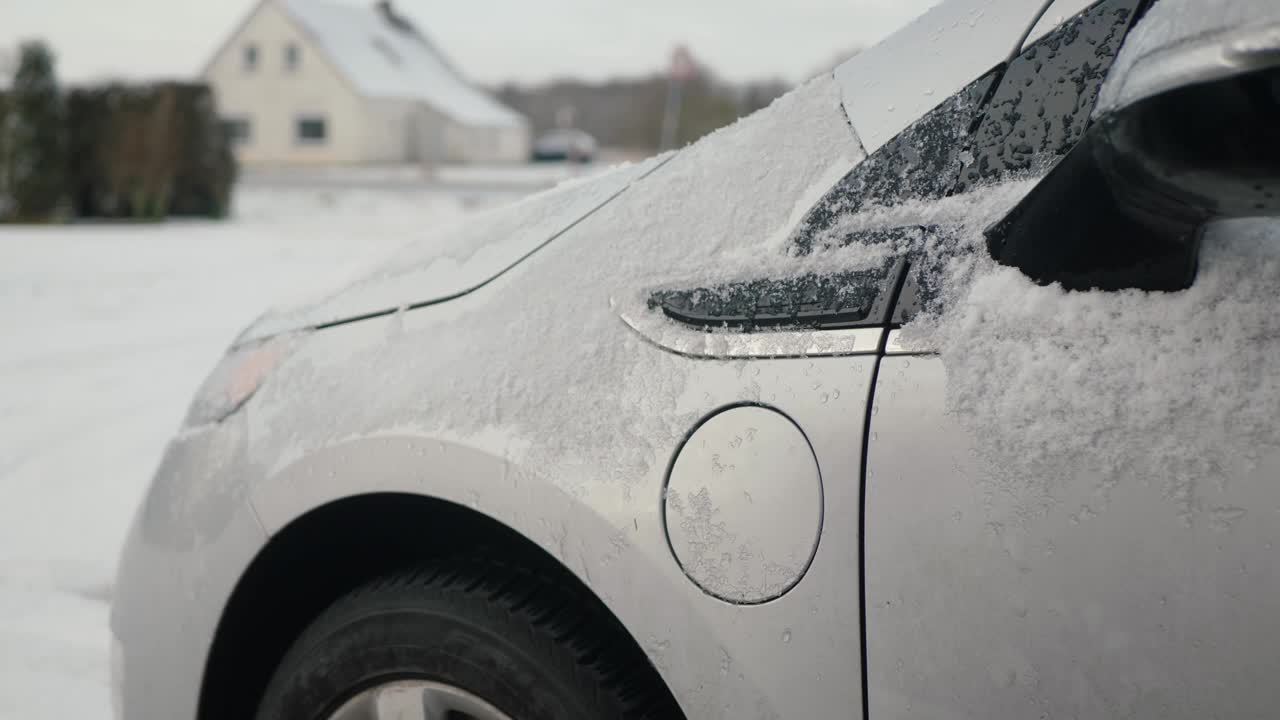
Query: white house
[{"left": 202, "top": 0, "right": 530, "bottom": 166}]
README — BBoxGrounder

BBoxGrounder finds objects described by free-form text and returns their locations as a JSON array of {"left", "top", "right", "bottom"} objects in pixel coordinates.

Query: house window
[
  {"left": 221, "top": 117, "right": 252, "bottom": 145},
  {"left": 296, "top": 116, "right": 328, "bottom": 144},
  {"left": 243, "top": 44, "right": 259, "bottom": 71},
  {"left": 284, "top": 43, "right": 300, "bottom": 72}
]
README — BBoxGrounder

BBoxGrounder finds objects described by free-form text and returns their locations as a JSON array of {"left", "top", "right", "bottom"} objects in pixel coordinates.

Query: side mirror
[{"left": 985, "top": 21, "right": 1280, "bottom": 292}]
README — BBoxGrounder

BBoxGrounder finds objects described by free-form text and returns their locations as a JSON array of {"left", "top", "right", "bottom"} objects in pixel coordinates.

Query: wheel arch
[{"left": 197, "top": 490, "right": 684, "bottom": 720}]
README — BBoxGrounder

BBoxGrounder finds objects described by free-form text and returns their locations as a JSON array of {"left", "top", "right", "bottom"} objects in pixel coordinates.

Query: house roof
[{"left": 278, "top": 0, "right": 526, "bottom": 128}]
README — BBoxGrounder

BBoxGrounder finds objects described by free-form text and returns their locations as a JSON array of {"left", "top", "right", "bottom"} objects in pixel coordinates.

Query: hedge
[
  {"left": 66, "top": 82, "right": 236, "bottom": 220},
  {"left": 0, "top": 44, "right": 237, "bottom": 223}
]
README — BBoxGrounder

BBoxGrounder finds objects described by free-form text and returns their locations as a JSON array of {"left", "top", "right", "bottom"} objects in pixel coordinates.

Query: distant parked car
[
  {"left": 531, "top": 128, "right": 598, "bottom": 163},
  {"left": 112, "top": 0, "right": 1280, "bottom": 719}
]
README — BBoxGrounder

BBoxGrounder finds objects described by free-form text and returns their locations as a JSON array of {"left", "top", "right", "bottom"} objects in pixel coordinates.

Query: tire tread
[{"left": 261, "top": 553, "right": 681, "bottom": 720}]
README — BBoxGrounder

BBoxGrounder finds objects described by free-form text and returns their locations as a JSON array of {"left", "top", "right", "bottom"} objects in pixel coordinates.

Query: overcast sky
[{"left": 1, "top": 0, "right": 940, "bottom": 86}]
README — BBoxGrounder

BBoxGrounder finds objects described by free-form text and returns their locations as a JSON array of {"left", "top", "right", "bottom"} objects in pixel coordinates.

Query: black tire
[{"left": 255, "top": 556, "right": 684, "bottom": 720}]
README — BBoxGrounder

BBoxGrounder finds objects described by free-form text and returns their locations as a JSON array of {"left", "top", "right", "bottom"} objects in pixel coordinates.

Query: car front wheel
[{"left": 255, "top": 556, "right": 681, "bottom": 720}]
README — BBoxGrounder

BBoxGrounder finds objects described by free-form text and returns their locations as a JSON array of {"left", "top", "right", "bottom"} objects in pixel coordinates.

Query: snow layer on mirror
[{"left": 1096, "top": 0, "right": 1280, "bottom": 115}]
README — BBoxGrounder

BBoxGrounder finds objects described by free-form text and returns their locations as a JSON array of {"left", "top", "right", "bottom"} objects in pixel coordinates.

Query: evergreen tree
[
  {"left": 9, "top": 41, "right": 67, "bottom": 221},
  {"left": 0, "top": 90, "right": 11, "bottom": 220}
]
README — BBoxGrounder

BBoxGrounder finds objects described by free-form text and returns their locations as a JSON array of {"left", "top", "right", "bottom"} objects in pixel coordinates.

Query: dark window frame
[
  {"left": 295, "top": 116, "right": 328, "bottom": 144},
  {"left": 243, "top": 44, "right": 259, "bottom": 72},
  {"left": 284, "top": 43, "right": 300, "bottom": 72}
]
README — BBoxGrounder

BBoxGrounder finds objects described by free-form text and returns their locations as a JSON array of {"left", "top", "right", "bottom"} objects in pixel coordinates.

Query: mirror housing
[{"left": 986, "top": 22, "right": 1280, "bottom": 292}]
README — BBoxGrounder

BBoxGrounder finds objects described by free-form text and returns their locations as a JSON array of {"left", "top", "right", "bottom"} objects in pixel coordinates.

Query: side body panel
[
  {"left": 238, "top": 72, "right": 878, "bottom": 717},
  {"left": 113, "top": 73, "right": 877, "bottom": 719},
  {"left": 249, "top": 301, "right": 877, "bottom": 718},
  {"left": 113, "top": 0, "right": 1164, "bottom": 714},
  {"left": 866, "top": 355, "right": 1280, "bottom": 718},
  {"left": 243, "top": 78, "right": 878, "bottom": 707}
]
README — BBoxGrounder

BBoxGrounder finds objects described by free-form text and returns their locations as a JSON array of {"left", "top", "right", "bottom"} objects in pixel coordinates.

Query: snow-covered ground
[
  {"left": 241, "top": 160, "right": 616, "bottom": 196},
  {"left": 0, "top": 182, "right": 503, "bottom": 718}
]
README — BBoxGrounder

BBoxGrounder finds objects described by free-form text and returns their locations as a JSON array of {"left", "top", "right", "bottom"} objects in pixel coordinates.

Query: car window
[
  {"left": 794, "top": 0, "right": 1145, "bottom": 326},
  {"left": 1021, "top": 0, "right": 1099, "bottom": 50},
  {"left": 954, "top": 0, "right": 1144, "bottom": 193},
  {"left": 647, "top": 60, "right": 1002, "bottom": 335},
  {"left": 792, "top": 0, "right": 1144, "bottom": 256},
  {"left": 791, "top": 67, "right": 1001, "bottom": 255},
  {"left": 648, "top": 0, "right": 1147, "bottom": 334},
  {"left": 833, "top": 0, "right": 1051, "bottom": 157},
  {"left": 753, "top": 65, "right": 1003, "bottom": 329}
]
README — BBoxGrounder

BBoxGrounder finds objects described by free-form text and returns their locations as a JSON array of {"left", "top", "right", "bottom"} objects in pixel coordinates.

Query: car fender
[
  {"left": 111, "top": 412, "right": 269, "bottom": 720},
  {"left": 248, "top": 432, "right": 770, "bottom": 718}
]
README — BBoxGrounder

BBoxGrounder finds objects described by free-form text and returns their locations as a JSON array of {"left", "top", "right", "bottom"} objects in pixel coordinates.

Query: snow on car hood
[{"left": 238, "top": 156, "right": 670, "bottom": 344}]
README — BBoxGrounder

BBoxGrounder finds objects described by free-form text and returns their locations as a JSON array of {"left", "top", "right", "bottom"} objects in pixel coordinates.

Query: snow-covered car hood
[{"left": 236, "top": 156, "right": 670, "bottom": 345}]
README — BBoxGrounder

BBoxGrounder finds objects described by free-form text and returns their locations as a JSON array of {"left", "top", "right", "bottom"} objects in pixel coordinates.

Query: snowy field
[{"left": 0, "top": 179, "right": 531, "bottom": 718}]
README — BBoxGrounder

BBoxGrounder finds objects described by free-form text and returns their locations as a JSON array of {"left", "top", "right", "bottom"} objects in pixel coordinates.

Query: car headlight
[{"left": 183, "top": 333, "right": 304, "bottom": 428}]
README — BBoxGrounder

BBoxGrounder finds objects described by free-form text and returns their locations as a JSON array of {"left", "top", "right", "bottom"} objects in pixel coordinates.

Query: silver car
[
  {"left": 532, "top": 129, "right": 599, "bottom": 163},
  {"left": 113, "top": 0, "right": 1280, "bottom": 718}
]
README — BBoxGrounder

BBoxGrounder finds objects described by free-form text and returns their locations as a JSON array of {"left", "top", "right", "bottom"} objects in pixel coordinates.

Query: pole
[{"left": 659, "top": 77, "right": 684, "bottom": 151}]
